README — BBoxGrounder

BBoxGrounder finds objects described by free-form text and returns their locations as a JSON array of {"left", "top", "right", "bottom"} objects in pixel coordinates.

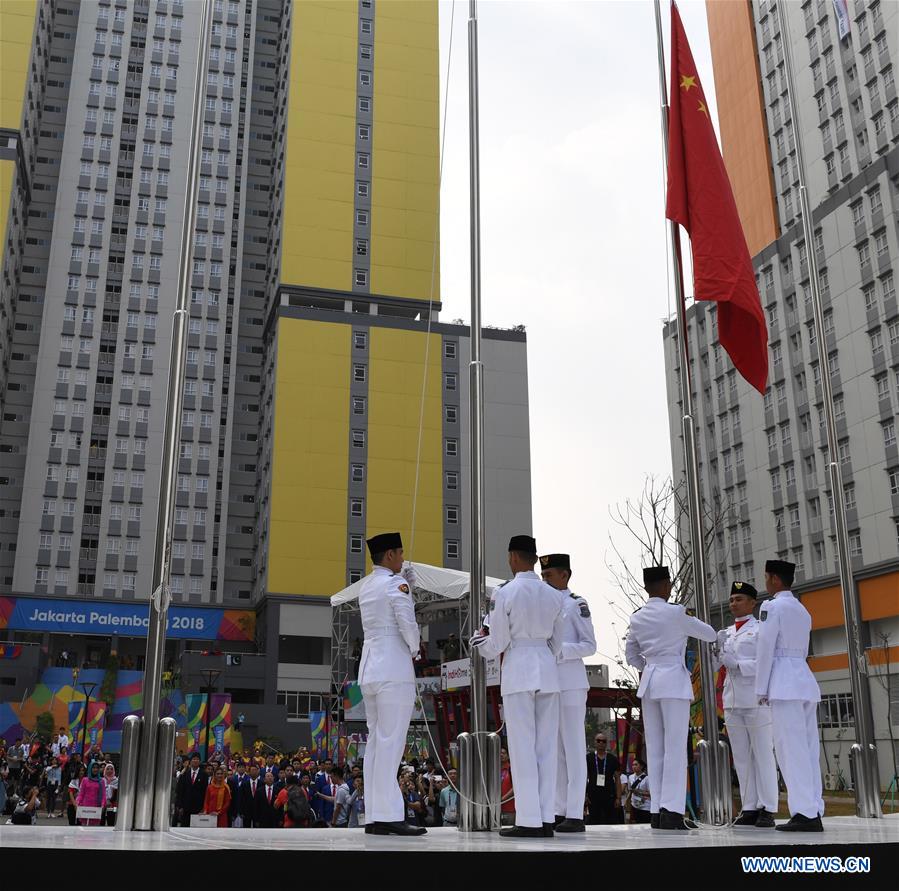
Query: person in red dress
[{"left": 201, "top": 766, "right": 232, "bottom": 827}]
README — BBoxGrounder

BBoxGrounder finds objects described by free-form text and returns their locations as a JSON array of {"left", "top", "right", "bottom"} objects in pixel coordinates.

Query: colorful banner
[
  {"left": 0, "top": 596, "right": 254, "bottom": 641},
  {"left": 309, "top": 711, "right": 327, "bottom": 758},
  {"left": 213, "top": 723, "right": 225, "bottom": 754},
  {"left": 615, "top": 716, "right": 642, "bottom": 775},
  {"left": 0, "top": 644, "right": 22, "bottom": 659},
  {"left": 64, "top": 698, "right": 106, "bottom": 753},
  {"left": 209, "top": 694, "right": 231, "bottom": 755},
  {"left": 185, "top": 693, "right": 208, "bottom": 753}
]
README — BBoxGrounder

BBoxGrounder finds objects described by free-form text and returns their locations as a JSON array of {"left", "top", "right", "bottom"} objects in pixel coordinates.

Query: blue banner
[
  {"left": 213, "top": 723, "right": 225, "bottom": 754},
  {"left": 4, "top": 597, "right": 245, "bottom": 640}
]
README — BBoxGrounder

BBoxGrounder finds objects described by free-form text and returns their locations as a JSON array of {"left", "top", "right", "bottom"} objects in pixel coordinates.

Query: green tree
[{"left": 36, "top": 711, "right": 55, "bottom": 742}]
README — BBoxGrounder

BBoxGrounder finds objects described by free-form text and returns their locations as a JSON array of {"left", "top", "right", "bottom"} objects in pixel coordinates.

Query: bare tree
[
  {"left": 604, "top": 475, "right": 735, "bottom": 687},
  {"left": 872, "top": 632, "right": 898, "bottom": 802}
]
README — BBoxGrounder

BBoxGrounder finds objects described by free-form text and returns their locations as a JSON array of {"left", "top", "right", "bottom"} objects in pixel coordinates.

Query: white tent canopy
[{"left": 330, "top": 562, "right": 505, "bottom": 607}]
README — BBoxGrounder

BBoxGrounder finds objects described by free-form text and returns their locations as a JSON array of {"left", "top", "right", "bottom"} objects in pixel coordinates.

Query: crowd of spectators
[
  {"left": 1, "top": 731, "right": 119, "bottom": 826},
  {"left": 172, "top": 749, "right": 463, "bottom": 830}
]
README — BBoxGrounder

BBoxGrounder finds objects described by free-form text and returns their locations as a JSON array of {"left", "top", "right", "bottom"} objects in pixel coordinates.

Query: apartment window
[
  {"left": 358, "top": 125, "right": 370, "bottom": 141},
  {"left": 360, "top": 71, "right": 371, "bottom": 87},
  {"left": 445, "top": 439, "right": 458, "bottom": 457},
  {"left": 884, "top": 420, "right": 897, "bottom": 448},
  {"left": 354, "top": 270, "right": 367, "bottom": 287},
  {"left": 356, "top": 211, "right": 368, "bottom": 226},
  {"left": 444, "top": 341, "right": 457, "bottom": 360},
  {"left": 771, "top": 468, "right": 782, "bottom": 492},
  {"left": 883, "top": 273, "right": 895, "bottom": 302},
  {"left": 359, "top": 97, "right": 371, "bottom": 113},
  {"left": 871, "top": 329, "right": 884, "bottom": 356},
  {"left": 357, "top": 153, "right": 369, "bottom": 170},
  {"left": 352, "top": 397, "right": 366, "bottom": 415},
  {"left": 352, "top": 431, "right": 365, "bottom": 449},
  {"left": 874, "top": 229, "right": 888, "bottom": 257},
  {"left": 446, "top": 506, "right": 459, "bottom": 525},
  {"left": 349, "top": 534, "right": 363, "bottom": 554},
  {"left": 445, "top": 405, "right": 458, "bottom": 424},
  {"left": 350, "top": 499, "right": 364, "bottom": 519},
  {"left": 360, "top": 44, "right": 372, "bottom": 60},
  {"left": 351, "top": 464, "right": 364, "bottom": 483},
  {"left": 355, "top": 239, "right": 368, "bottom": 257},
  {"left": 888, "top": 469, "right": 899, "bottom": 496},
  {"left": 869, "top": 187, "right": 882, "bottom": 215},
  {"left": 858, "top": 241, "right": 871, "bottom": 265},
  {"left": 446, "top": 471, "right": 459, "bottom": 490},
  {"left": 839, "top": 439, "right": 852, "bottom": 464},
  {"left": 353, "top": 364, "right": 366, "bottom": 383},
  {"left": 446, "top": 540, "right": 460, "bottom": 560},
  {"left": 353, "top": 331, "right": 367, "bottom": 349},
  {"left": 445, "top": 373, "right": 457, "bottom": 391},
  {"left": 863, "top": 283, "right": 877, "bottom": 311},
  {"left": 356, "top": 182, "right": 369, "bottom": 198},
  {"left": 875, "top": 374, "right": 889, "bottom": 401}
]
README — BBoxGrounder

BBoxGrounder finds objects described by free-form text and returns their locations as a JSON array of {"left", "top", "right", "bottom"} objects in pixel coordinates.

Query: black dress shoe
[
  {"left": 754, "top": 809, "right": 776, "bottom": 828},
  {"left": 499, "top": 825, "right": 545, "bottom": 838},
  {"left": 370, "top": 821, "right": 427, "bottom": 836},
  {"left": 733, "top": 809, "right": 759, "bottom": 826},
  {"left": 775, "top": 813, "right": 823, "bottom": 832},
  {"left": 364, "top": 824, "right": 373, "bottom": 834},
  {"left": 553, "top": 814, "right": 566, "bottom": 827},
  {"left": 659, "top": 809, "right": 696, "bottom": 831},
  {"left": 542, "top": 823, "right": 555, "bottom": 837},
  {"left": 555, "top": 818, "right": 585, "bottom": 833},
  {"left": 650, "top": 813, "right": 660, "bottom": 829}
]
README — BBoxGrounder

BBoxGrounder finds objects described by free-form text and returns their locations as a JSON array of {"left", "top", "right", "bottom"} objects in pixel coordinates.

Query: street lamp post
[
  {"left": 200, "top": 670, "right": 221, "bottom": 762},
  {"left": 78, "top": 682, "right": 98, "bottom": 758}
]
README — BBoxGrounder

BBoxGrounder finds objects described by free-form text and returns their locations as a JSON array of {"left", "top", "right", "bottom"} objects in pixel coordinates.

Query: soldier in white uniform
[
  {"left": 357, "top": 531, "right": 426, "bottom": 836},
  {"left": 471, "top": 535, "right": 566, "bottom": 838},
  {"left": 539, "top": 552, "right": 596, "bottom": 833},
  {"left": 712, "top": 581, "right": 777, "bottom": 828},
  {"left": 755, "top": 559, "right": 824, "bottom": 832},
  {"left": 626, "top": 566, "right": 717, "bottom": 830}
]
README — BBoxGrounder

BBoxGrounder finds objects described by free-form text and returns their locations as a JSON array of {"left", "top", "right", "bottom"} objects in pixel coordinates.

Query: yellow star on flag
[
  {"left": 698, "top": 100, "right": 709, "bottom": 118},
  {"left": 679, "top": 74, "right": 697, "bottom": 92}
]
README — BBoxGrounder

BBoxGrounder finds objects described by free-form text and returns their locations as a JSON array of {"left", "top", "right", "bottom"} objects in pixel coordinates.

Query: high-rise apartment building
[
  {"left": 663, "top": 0, "right": 897, "bottom": 787},
  {"left": 0, "top": 0, "right": 531, "bottom": 747}
]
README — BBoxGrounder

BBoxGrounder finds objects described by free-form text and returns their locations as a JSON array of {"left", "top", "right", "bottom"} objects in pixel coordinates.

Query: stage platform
[{"left": 2, "top": 818, "right": 896, "bottom": 883}]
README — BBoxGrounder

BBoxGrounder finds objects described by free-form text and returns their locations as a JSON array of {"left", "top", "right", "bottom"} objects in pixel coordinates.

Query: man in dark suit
[
  {"left": 175, "top": 753, "right": 209, "bottom": 827},
  {"left": 228, "top": 761, "right": 249, "bottom": 827},
  {"left": 240, "top": 764, "right": 262, "bottom": 827},
  {"left": 254, "top": 771, "right": 280, "bottom": 828},
  {"left": 585, "top": 733, "right": 622, "bottom": 824}
]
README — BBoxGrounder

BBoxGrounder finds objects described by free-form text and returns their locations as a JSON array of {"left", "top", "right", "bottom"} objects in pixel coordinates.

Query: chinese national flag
[{"left": 665, "top": 2, "right": 768, "bottom": 394}]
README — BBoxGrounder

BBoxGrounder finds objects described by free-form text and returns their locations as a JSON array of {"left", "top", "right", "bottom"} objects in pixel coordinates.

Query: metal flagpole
[
  {"left": 466, "top": 0, "right": 489, "bottom": 831},
  {"left": 652, "top": 0, "right": 729, "bottom": 825},
  {"left": 775, "top": 2, "right": 881, "bottom": 819},
  {"left": 132, "top": 0, "right": 214, "bottom": 830}
]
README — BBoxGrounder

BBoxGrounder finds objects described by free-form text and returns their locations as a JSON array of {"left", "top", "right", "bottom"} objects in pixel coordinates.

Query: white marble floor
[{"left": 1, "top": 817, "right": 896, "bottom": 853}]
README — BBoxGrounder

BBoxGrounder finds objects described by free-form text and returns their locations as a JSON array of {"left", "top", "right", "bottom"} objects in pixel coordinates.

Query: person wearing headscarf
[
  {"left": 75, "top": 760, "right": 106, "bottom": 826},
  {"left": 102, "top": 762, "right": 119, "bottom": 826}
]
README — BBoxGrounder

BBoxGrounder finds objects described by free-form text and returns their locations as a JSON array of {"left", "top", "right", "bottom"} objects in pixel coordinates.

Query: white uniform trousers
[
  {"left": 503, "top": 690, "right": 560, "bottom": 828},
  {"left": 361, "top": 681, "right": 415, "bottom": 823},
  {"left": 724, "top": 706, "right": 778, "bottom": 813},
  {"left": 771, "top": 699, "right": 824, "bottom": 819},
  {"left": 555, "top": 688, "right": 588, "bottom": 819},
  {"left": 641, "top": 696, "right": 689, "bottom": 815}
]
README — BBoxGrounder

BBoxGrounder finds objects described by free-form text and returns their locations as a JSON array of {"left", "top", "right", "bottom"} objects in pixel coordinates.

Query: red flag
[{"left": 665, "top": 2, "right": 768, "bottom": 394}]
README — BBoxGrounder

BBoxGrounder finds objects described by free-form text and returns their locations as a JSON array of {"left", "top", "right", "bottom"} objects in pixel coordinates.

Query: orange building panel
[{"left": 705, "top": 0, "right": 779, "bottom": 256}]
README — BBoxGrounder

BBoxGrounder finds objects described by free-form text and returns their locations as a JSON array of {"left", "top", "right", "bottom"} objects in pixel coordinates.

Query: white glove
[
  {"left": 716, "top": 629, "right": 729, "bottom": 649},
  {"left": 401, "top": 562, "right": 418, "bottom": 589},
  {"left": 469, "top": 632, "right": 487, "bottom": 648}
]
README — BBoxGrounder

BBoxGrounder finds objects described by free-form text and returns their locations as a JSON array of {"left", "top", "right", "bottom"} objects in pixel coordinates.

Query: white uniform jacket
[
  {"left": 357, "top": 565, "right": 420, "bottom": 686},
  {"left": 754, "top": 591, "right": 820, "bottom": 703},
  {"left": 555, "top": 588, "right": 597, "bottom": 691},
  {"left": 475, "top": 571, "right": 566, "bottom": 696},
  {"left": 712, "top": 616, "right": 763, "bottom": 710},
  {"left": 626, "top": 598, "right": 717, "bottom": 700}
]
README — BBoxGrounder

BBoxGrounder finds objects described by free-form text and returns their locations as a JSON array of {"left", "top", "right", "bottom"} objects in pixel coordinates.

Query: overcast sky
[{"left": 435, "top": 0, "right": 720, "bottom": 678}]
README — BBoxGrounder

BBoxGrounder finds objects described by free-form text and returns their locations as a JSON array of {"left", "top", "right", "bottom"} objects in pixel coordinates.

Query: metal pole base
[
  {"left": 457, "top": 731, "right": 500, "bottom": 831},
  {"left": 114, "top": 715, "right": 142, "bottom": 832},
  {"left": 697, "top": 738, "right": 732, "bottom": 826},
  {"left": 850, "top": 743, "right": 883, "bottom": 819}
]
